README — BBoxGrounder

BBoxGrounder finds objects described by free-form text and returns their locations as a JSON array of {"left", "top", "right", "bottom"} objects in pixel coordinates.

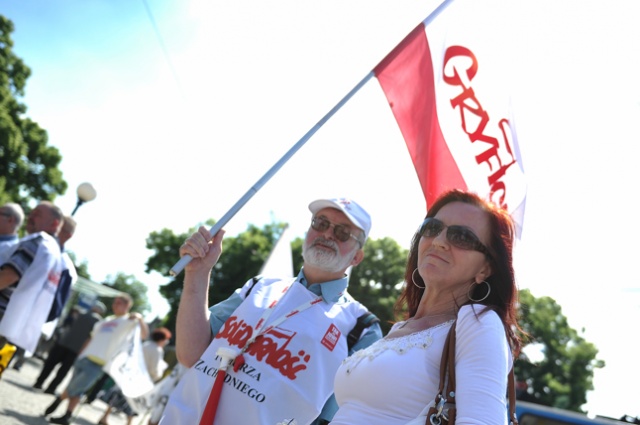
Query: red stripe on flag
[{"left": 374, "top": 23, "right": 466, "bottom": 208}]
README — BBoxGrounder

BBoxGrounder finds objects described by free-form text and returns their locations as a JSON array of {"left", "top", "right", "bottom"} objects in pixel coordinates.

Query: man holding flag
[
  {"left": 161, "top": 0, "right": 526, "bottom": 422},
  {"left": 160, "top": 198, "right": 382, "bottom": 425}
]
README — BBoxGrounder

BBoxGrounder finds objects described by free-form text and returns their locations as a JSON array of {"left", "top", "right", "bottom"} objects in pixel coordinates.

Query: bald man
[{"left": 0, "top": 201, "right": 64, "bottom": 361}]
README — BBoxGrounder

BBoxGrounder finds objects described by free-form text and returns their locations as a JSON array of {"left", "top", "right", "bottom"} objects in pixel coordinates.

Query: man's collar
[{"left": 297, "top": 268, "right": 348, "bottom": 303}]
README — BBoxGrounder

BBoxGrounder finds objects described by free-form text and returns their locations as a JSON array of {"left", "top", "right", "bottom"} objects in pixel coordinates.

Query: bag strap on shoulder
[
  {"left": 347, "top": 311, "right": 380, "bottom": 351},
  {"left": 429, "top": 319, "right": 519, "bottom": 425}
]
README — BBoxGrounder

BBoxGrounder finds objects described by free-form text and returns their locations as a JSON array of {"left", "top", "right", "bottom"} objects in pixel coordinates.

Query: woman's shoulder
[
  {"left": 457, "top": 304, "right": 503, "bottom": 328},
  {"left": 456, "top": 305, "right": 511, "bottom": 363}
]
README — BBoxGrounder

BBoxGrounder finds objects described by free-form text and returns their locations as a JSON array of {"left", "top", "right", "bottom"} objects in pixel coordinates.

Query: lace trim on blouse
[{"left": 341, "top": 320, "right": 454, "bottom": 374}]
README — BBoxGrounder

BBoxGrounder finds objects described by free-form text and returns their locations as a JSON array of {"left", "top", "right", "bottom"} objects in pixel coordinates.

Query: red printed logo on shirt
[
  {"left": 321, "top": 324, "right": 341, "bottom": 351},
  {"left": 48, "top": 270, "right": 61, "bottom": 287},
  {"left": 216, "top": 316, "right": 312, "bottom": 380}
]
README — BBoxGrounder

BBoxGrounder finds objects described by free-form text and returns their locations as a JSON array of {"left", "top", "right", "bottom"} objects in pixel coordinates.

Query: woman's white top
[{"left": 331, "top": 305, "right": 512, "bottom": 425}]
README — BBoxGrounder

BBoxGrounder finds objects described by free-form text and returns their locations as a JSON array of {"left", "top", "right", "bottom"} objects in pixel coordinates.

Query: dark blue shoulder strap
[{"left": 347, "top": 311, "right": 380, "bottom": 350}]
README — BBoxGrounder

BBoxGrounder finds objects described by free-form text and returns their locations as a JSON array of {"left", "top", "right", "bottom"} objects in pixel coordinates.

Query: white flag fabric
[
  {"left": 259, "top": 224, "right": 294, "bottom": 278},
  {"left": 127, "top": 363, "right": 188, "bottom": 418},
  {"left": 103, "top": 324, "right": 154, "bottom": 398}
]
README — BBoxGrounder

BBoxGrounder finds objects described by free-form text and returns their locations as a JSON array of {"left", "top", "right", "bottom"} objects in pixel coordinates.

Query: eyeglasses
[
  {"left": 311, "top": 216, "right": 362, "bottom": 245},
  {"left": 418, "top": 217, "right": 492, "bottom": 258},
  {"left": 0, "top": 212, "right": 11, "bottom": 218}
]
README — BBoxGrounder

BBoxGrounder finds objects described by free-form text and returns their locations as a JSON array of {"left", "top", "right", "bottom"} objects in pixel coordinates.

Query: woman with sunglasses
[{"left": 331, "top": 189, "right": 523, "bottom": 425}]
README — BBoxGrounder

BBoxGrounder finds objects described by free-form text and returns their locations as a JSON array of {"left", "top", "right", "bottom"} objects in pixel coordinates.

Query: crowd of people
[
  {"left": 0, "top": 201, "right": 176, "bottom": 424},
  {"left": 0, "top": 191, "right": 523, "bottom": 425}
]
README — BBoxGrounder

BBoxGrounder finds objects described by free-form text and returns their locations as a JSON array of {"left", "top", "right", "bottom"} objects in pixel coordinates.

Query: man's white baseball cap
[{"left": 308, "top": 198, "right": 372, "bottom": 242}]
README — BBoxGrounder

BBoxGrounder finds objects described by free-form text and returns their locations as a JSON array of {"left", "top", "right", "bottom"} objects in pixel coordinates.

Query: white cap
[{"left": 308, "top": 198, "right": 372, "bottom": 242}]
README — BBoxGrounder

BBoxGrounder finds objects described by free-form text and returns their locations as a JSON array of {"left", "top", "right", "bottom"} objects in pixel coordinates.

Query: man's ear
[
  {"left": 53, "top": 218, "right": 63, "bottom": 236},
  {"left": 350, "top": 248, "right": 365, "bottom": 267}
]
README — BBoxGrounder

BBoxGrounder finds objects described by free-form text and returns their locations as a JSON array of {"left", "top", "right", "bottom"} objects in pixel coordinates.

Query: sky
[{"left": 2, "top": 0, "right": 640, "bottom": 419}]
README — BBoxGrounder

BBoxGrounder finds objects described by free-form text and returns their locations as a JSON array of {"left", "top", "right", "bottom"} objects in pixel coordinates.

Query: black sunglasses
[
  {"left": 418, "top": 217, "right": 492, "bottom": 258},
  {"left": 311, "top": 216, "right": 361, "bottom": 245}
]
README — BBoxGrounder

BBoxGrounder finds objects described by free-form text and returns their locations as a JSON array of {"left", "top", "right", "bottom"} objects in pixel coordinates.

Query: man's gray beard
[{"left": 302, "top": 238, "right": 358, "bottom": 273}]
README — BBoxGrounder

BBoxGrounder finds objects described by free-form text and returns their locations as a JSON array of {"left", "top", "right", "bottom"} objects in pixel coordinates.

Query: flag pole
[
  {"left": 422, "top": 0, "right": 454, "bottom": 26},
  {"left": 169, "top": 0, "right": 455, "bottom": 277},
  {"left": 169, "top": 73, "right": 374, "bottom": 276}
]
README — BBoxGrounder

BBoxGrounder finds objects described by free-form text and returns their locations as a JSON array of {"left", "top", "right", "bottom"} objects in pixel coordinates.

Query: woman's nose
[{"left": 431, "top": 228, "right": 449, "bottom": 248}]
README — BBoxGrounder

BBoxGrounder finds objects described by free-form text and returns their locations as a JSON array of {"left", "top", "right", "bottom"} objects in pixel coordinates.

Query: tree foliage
[
  {"left": 99, "top": 272, "right": 151, "bottom": 316},
  {"left": 515, "top": 289, "right": 604, "bottom": 412},
  {"left": 66, "top": 250, "right": 91, "bottom": 279},
  {"left": 0, "top": 15, "right": 67, "bottom": 205},
  {"left": 347, "top": 237, "right": 408, "bottom": 334}
]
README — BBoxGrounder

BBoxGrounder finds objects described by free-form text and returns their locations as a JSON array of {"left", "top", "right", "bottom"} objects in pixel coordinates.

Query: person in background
[
  {"left": 61, "top": 307, "right": 82, "bottom": 329},
  {"left": 0, "top": 201, "right": 24, "bottom": 369},
  {"left": 161, "top": 198, "right": 382, "bottom": 425},
  {"left": 0, "top": 202, "right": 25, "bottom": 263},
  {"left": 44, "top": 294, "right": 149, "bottom": 425},
  {"left": 330, "top": 189, "right": 524, "bottom": 424},
  {"left": 0, "top": 201, "right": 64, "bottom": 371},
  {"left": 142, "top": 327, "right": 171, "bottom": 383},
  {"left": 97, "top": 327, "right": 172, "bottom": 425},
  {"left": 11, "top": 215, "right": 79, "bottom": 371},
  {"left": 46, "top": 215, "right": 78, "bottom": 323},
  {"left": 34, "top": 305, "right": 81, "bottom": 360},
  {"left": 33, "top": 301, "right": 106, "bottom": 394}
]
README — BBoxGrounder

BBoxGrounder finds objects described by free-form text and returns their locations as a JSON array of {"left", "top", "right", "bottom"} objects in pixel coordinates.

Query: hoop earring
[
  {"left": 468, "top": 280, "right": 491, "bottom": 302},
  {"left": 412, "top": 269, "right": 425, "bottom": 289}
]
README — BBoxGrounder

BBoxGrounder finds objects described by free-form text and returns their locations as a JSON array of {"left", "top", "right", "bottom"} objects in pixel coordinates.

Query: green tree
[
  {"left": 145, "top": 222, "right": 287, "bottom": 332},
  {"left": 291, "top": 236, "right": 303, "bottom": 272},
  {"left": 515, "top": 289, "right": 604, "bottom": 412},
  {"left": 66, "top": 251, "right": 91, "bottom": 279},
  {"left": 99, "top": 272, "right": 151, "bottom": 316},
  {"left": 0, "top": 15, "right": 66, "bottom": 205},
  {"left": 347, "top": 237, "right": 408, "bottom": 334}
]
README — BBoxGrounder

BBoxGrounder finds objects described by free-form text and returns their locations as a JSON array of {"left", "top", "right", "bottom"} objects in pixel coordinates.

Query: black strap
[
  {"left": 347, "top": 311, "right": 380, "bottom": 350},
  {"left": 244, "top": 275, "right": 262, "bottom": 298}
]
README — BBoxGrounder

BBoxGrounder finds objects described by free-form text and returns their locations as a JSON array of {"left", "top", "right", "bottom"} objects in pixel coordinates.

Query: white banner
[
  {"left": 103, "top": 325, "right": 154, "bottom": 398},
  {"left": 127, "top": 363, "right": 187, "bottom": 417}
]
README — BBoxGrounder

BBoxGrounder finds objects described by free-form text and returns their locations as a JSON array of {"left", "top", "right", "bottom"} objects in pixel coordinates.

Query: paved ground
[{"left": 0, "top": 356, "right": 139, "bottom": 425}]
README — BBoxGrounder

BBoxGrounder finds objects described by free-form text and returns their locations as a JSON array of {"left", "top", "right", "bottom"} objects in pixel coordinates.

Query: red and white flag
[{"left": 373, "top": 0, "right": 526, "bottom": 234}]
